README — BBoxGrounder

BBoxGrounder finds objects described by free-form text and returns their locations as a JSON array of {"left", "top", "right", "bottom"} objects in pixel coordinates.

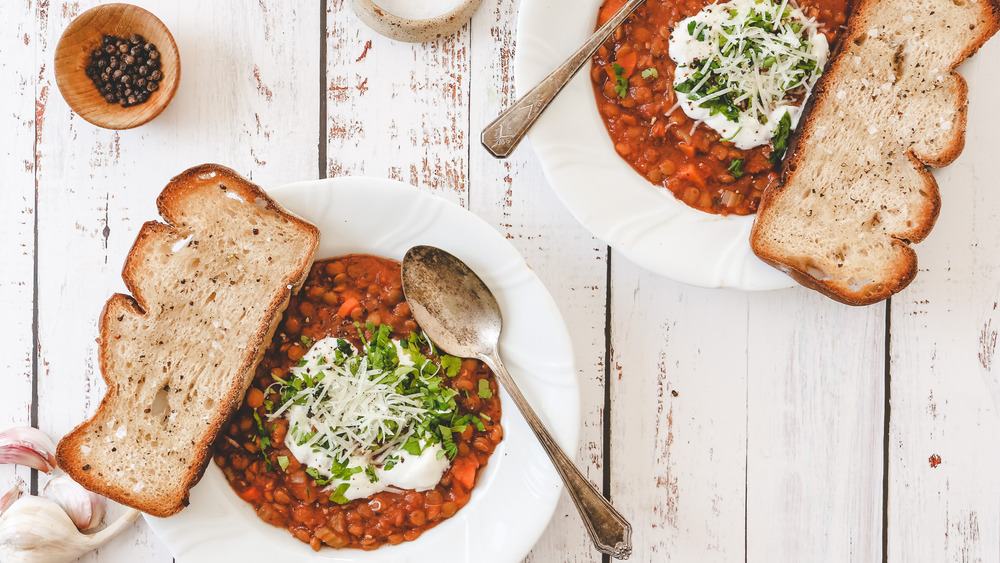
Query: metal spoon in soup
[{"left": 401, "top": 245, "right": 632, "bottom": 559}]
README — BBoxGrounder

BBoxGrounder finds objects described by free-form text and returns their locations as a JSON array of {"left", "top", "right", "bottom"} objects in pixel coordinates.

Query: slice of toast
[
  {"left": 56, "top": 164, "right": 319, "bottom": 516},
  {"left": 750, "top": 0, "right": 1000, "bottom": 305}
]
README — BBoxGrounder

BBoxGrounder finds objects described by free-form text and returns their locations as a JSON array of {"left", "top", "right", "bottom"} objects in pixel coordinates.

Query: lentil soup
[
  {"left": 591, "top": 0, "right": 851, "bottom": 214},
  {"left": 214, "top": 255, "right": 502, "bottom": 551}
]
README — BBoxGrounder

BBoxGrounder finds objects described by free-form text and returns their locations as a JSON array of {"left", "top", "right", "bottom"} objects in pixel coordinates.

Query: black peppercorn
[{"left": 84, "top": 33, "right": 165, "bottom": 108}]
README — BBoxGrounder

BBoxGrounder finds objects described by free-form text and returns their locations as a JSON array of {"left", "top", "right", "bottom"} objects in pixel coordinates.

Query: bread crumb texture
[
  {"left": 56, "top": 164, "right": 319, "bottom": 516},
  {"left": 751, "top": 0, "right": 999, "bottom": 305}
]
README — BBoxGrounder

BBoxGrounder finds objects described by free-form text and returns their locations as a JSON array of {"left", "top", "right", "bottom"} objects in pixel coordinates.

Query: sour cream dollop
[
  {"left": 668, "top": 0, "right": 828, "bottom": 150},
  {"left": 268, "top": 331, "right": 465, "bottom": 502}
]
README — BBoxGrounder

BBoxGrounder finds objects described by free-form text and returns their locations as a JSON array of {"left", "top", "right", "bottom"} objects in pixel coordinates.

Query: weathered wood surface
[
  {"left": 2, "top": 0, "right": 999, "bottom": 561},
  {"left": 887, "top": 43, "right": 1000, "bottom": 563},
  {"left": 0, "top": 0, "right": 38, "bottom": 504}
]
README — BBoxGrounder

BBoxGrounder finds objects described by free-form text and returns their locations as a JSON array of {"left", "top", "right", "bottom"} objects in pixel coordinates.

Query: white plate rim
[
  {"left": 144, "top": 176, "right": 580, "bottom": 563},
  {"left": 514, "top": 0, "right": 794, "bottom": 290}
]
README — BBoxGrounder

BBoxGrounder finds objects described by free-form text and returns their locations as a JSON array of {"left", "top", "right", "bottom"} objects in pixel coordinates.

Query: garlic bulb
[
  {"left": 0, "top": 427, "right": 57, "bottom": 473},
  {"left": 0, "top": 485, "right": 20, "bottom": 515},
  {"left": 0, "top": 495, "right": 138, "bottom": 563},
  {"left": 43, "top": 476, "right": 105, "bottom": 531}
]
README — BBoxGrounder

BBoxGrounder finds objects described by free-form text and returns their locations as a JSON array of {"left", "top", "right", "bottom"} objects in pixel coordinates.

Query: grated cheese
[
  {"left": 269, "top": 333, "right": 460, "bottom": 501},
  {"left": 668, "top": 0, "right": 828, "bottom": 149}
]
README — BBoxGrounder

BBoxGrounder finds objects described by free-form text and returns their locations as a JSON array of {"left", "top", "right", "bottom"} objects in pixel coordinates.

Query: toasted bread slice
[
  {"left": 750, "top": 0, "right": 1000, "bottom": 305},
  {"left": 56, "top": 164, "right": 319, "bottom": 516}
]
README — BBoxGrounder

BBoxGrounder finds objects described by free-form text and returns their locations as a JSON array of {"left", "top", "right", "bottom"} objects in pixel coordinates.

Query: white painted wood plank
[
  {"left": 0, "top": 0, "right": 38, "bottom": 497},
  {"left": 610, "top": 267, "right": 749, "bottom": 562},
  {"left": 32, "top": 1, "right": 319, "bottom": 560},
  {"left": 325, "top": 0, "right": 470, "bottom": 203},
  {"left": 887, "top": 40, "right": 1000, "bottom": 563},
  {"left": 609, "top": 250, "right": 883, "bottom": 562},
  {"left": 746, "top": 291, "right": 884, "bottom": 562},
  {"left": 468, "top": 1, "right": 607, "bottom": 559}
]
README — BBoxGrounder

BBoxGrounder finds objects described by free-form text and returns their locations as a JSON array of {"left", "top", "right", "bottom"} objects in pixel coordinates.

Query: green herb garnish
[
  {"left": 265, "top": 325, "right": 469, "bottom": 500},
  {"left": 641, "top": 68, "right": 659, "bottom": 79},
  {"left": 672, "top": 0, "right": 824, "bottom": 151},
  {"left": 612, "top": 63, "right": 628, "bottom": 98},
  {"left": 769, "top": 111, "right": 792, "bottom": 164},
  {"left": 478, "top": 379, "right": 493, "bottom": 399},
  {"left": 728, "top": 158, "right": 745, "bottom": 179},
  {"left": 329, "top": 483, "right": 351, "bottom": 505}
]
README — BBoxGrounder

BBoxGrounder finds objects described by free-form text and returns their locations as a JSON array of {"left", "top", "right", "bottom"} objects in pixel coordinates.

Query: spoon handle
[
  {"left": 480, "top": 349, "right": 632, "bottom": 559},
  {"left": 480, "top": 0, "right": 647, "bottom": 158}
]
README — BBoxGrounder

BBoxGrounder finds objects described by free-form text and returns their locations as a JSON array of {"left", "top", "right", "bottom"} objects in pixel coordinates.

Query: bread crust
[
  {"left": 750, "top": 0, "right": 1000, "bottom": 306},
  {"left": 56, "top": 164, "right": 319, "bottom": 516}
]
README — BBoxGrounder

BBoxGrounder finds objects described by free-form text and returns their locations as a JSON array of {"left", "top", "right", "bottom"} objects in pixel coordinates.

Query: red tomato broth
[
  {"left": 214, "top": 255, "right": 502, "bottom": 551},
  {"left": 591, "top": 0, "right": 852, "bottom": 215}
]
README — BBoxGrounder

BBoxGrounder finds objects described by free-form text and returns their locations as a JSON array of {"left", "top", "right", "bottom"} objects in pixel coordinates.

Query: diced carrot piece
[
  {"left": 337, "top": 296, "right": 360, "bottom": 318},
  {"left": 677, "top": 143, "right": 697, "bottom": 158},
  {"left": 238, "top": 487, "right": 263, "bottom": 502},
  {"left": 679, "top": 163, "right": 706, "bottom": 188},
  {"left": 616, "top": 50, "right": 638, "bottom": 77},
  {"left": 451, "top": 457, "right": 479, "bottom": 490},
  {"left": 598, "top": 0, "right": 628, "bottom": 25}
]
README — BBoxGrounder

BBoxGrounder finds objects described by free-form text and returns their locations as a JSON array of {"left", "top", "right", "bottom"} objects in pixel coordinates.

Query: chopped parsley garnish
[
  {"left": 670, "top": 0, "right": 826, "bottom": 150},
  {"left": 727, "top": 158, "right": 745, "bottom": 179},
  {"left": 265, "top": 325, "right": 468, "bottom": 499},
  {"left": 478, "top": 378, "right": 493, "bottom": 399},
  {"left": 612, "top": 63, "right": 628, "bottom": 98},
  {"left": 770, "top": 111, "right": 792, "bottom": 164},
  {"left": 329, "top": 482, "right": 350, "bottom": 505},
  {"left": 440, "top": 354, "right": 462, "bottom": 377},
  {"left": 641, "top": 68, "right": 659, "bottom": 79}
]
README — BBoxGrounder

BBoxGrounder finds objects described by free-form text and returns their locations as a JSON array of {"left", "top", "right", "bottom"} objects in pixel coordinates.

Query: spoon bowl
[
  {"left": 402, "top": 245, "right": 632, "bottom": 559},
  {"left": 400, "top": 245, "right": 501, "bottom": 358}
]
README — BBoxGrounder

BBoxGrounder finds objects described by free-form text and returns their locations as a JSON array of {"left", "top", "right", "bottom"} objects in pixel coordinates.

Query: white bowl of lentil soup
[{"left": 146, "top": 177, "right": 579, "bottom": 562}]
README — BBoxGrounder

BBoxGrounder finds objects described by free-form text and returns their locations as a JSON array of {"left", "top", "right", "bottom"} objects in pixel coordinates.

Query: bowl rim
[
  {"left": 54, "top": 2, "right": 180, "bottom": 130},
  {"left": 348, "top": 0, "right": 484, "bottom": 42}
]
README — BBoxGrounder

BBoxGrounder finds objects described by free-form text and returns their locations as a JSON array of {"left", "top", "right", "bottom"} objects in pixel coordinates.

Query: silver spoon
[
  {"left": 481, "top": 0, "right": 646, "bottom": 158},
  {"left": 401, "top": 245, "right": 632, "bottom": 559}
]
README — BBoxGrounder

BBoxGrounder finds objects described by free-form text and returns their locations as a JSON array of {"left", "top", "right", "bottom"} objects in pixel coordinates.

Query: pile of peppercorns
[{"left": 84, "top": 34, "right": 163, "bottom": 108}]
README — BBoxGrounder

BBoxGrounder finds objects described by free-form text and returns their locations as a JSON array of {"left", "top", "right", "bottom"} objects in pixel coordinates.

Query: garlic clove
[
  {"left": 0, "top": 495, "right": 138, "bottom": 563},
  {"left": 0, "top": 427, "right": 58, "bottom": 473},
  {"left": 42, "top": 476, "right": 105, "bottom": 531},
  {"left": 0, "top": 485, "right": 20, "bottom": 516}
]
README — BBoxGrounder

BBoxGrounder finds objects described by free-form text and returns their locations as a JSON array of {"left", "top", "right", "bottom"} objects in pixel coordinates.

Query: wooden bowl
[
  {"left": 348, "top": 0, "right": 483, "bottom": 43},
  {"left": 54, "top": 3, "right": 180, "bottom": 130}
]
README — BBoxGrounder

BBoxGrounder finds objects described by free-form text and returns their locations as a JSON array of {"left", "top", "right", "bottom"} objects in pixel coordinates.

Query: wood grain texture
[
  {"left": 469, "top": 1, "right": 609, "bottom": 560},
  {"left": 887, "top": 41, "right": 1000, "bottom": 563},
  {"left": 2, "top": 0, "right": 998, "bottom": 561},
  {"left": 746, "top": 291, "right": 884, "bottom": 562},
  {"left": 610, "top": 268, "right": 749, "bottom": 562},
  {"left": 30, "top": 0, "right": 319, "bottom": 560},
  {"left": 0, "top": 0, "right": 38, "bottom": 498},
  {"left": 325, "top": 0, "right": 470, "bottom": 202}
]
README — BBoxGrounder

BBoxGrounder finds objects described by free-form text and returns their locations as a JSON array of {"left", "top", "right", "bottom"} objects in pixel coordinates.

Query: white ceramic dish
[
  {"left": 514, "top": 0, "right": 794, "bottom": 290},
  {"left": 349, "top": 0, "right": 483, "bottom": 43},
  {"left": 145, "top": 177, "right": 580, "bottom": 563}
]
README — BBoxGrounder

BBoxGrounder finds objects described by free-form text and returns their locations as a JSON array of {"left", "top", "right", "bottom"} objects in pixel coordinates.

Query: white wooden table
[{"left": 3, "top": 1, "right": 1000, "bottom": 561}]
